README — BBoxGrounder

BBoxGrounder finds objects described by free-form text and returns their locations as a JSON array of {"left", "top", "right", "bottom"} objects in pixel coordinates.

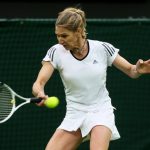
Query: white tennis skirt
[{"left": 57, "top": 102, "right": 120, "bottom": 141}]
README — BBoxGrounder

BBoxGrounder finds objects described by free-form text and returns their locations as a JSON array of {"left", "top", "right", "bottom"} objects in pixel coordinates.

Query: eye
[
  {"left": 56, "top": 34, "right": 68, "bottom": 39},
  {"left": 61, "top": 35, "right": 67, "bottom": 38}
]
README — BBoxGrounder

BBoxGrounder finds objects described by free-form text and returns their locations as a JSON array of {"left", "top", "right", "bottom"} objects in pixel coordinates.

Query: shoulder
[
  {"left": 47, "top": 44, "right": 66, "bottom": 56},
  {"left": 48, "top": 44, "right": 64, "bottom": 52},
  {"left": 44, "top": 44, "right": 64, "bottom": 62},
  {"left": 88, "top": 39, "right": 108, "bottom": 54},
  {"left": 88, "top": 39, "right": 102, "bottom": 45},
  {"left": 88, "top": 39, "right": 106, "bottom": 49},
  {"left": 88, "top": 39, "right": 119, "bottom": 54},
  {"left": 88, "top": 39, "right": 115, "bottom": 46}
]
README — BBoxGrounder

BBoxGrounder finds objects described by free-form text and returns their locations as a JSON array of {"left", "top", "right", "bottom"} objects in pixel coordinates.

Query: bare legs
[
  {"left": 46, "top": 125, "right": 111, "bottom": 150},
  {"left": 45, "top": 129, "right": 82, "bottom": 150}
]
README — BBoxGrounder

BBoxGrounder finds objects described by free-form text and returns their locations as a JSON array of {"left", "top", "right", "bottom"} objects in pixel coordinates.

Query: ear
[
  {"left": 76, "top": 27, "right": 83, "bottom": 34},
  {"left": 76, "top": 28, "right": 84, "bottom": 38}
]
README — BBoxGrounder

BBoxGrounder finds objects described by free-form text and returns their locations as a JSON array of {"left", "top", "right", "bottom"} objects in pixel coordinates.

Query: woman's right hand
[{"left": 36, "top": 92, "right": 48, "bottom": 106}]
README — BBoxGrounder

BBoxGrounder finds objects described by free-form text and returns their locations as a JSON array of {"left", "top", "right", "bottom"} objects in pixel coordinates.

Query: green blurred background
[{"left": 0, "top": 19, "right": 150, "bottom": 150}]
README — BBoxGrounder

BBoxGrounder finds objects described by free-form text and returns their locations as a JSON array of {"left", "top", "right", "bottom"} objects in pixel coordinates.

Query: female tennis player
[{"left": 32, "top": 7, "right": 150, "bottom": 150}]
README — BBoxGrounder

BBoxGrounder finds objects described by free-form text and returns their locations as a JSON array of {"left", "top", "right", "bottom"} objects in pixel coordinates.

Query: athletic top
[{"left": 43, "top": 39, "right": 119, "bottom": 111}]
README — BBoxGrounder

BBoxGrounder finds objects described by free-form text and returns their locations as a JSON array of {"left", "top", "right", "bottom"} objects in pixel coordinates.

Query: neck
[{"left": 74, "top": 39, "right": 87, "bottom": 53}]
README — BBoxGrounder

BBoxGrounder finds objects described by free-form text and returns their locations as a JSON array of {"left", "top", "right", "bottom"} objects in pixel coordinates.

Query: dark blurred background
[
  {"left": 0, "top": 1, "right": 150, "bottom": 150},
  {"left": 0, "top": 0, "right": 150, "bottom": 18}
]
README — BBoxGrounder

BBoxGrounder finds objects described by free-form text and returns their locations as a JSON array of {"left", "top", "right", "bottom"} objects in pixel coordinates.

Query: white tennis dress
[{"left": 43, "top": 39, "right": 121, "bottom": 141}]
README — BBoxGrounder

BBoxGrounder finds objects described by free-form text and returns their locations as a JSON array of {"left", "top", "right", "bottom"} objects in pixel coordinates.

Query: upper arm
[
  {"left": 113, "top": 54, "right": 133, "bottom": 77},
  {"left": 36, "top": 61, "right": 54, "bottom": 85},
  {"left": 32, "top": 62, "right": 54, "bottom": 96},
  {"left": 101, "top": 42, "right": 119, "bottom": 67}
]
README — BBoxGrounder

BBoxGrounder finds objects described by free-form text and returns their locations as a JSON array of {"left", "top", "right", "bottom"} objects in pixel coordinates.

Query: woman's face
[{"left": 55, "top": 26, "right": 82, "bottom": 51}]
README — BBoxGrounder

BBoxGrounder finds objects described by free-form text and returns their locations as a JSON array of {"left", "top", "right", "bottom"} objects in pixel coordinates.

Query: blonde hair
[{"left": 56, "top": 7, "right": 87, "bottom": 38}]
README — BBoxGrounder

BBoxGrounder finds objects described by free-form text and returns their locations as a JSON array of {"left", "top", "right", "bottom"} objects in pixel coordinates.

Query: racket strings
[{"left": 0, "top": 85, "right": 14, "bottom": 121}]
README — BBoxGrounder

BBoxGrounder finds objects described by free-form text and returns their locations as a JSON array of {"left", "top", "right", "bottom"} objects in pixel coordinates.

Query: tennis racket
[{"left": 0, "top": 81, "right": 46, "bottom": 124}]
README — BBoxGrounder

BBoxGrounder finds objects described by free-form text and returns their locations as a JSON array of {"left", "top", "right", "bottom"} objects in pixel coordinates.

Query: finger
[
  {"left": 139, "top": 59, "right": 143, "bottom": 64},
  {"left": 145, "top": 59, "right": 150, "bottom": 64},
  {"left": 36, "top": 99, "right": 45, "bottom": 106},
  {"left": 45, "top": 95, "right": 49, "bottom": 100}
]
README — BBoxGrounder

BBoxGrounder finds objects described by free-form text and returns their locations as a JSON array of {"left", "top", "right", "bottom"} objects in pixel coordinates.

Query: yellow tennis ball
[{"left": 44, "top": 97, "right": 59, "bottom": 108}]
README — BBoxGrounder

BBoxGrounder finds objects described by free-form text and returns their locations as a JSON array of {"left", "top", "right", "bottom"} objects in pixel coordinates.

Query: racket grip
[{"left": 30, "top": 97, "right": 43, "bottom": 103}]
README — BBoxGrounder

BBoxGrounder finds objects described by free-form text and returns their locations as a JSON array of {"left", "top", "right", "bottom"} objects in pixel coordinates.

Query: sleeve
[
  {"left": 102, "top": 42, "right": 119, "bottom": 66},
  {"left": 42, "top": 46, "right": 59, "bottom": 69}
]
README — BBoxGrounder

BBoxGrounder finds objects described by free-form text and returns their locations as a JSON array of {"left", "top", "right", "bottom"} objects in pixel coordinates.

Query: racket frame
[{"left": 0, "top": 82, "right": 42, "bottom": 123}]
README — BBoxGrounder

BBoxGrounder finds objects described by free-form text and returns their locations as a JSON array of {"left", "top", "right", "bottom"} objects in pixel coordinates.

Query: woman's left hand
[{"left": 136, "top": 59, "right": 150, "bottom": 74}]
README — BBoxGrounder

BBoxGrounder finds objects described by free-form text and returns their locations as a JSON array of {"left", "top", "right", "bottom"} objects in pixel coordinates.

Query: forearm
[{"left": 32, "top": 81, "right": 45, "bottom": 97}]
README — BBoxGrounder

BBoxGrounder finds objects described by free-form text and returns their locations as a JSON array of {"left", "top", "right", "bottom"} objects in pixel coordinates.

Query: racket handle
[{"left": 30, "top": 97, "right": 43, "bottom": 103}]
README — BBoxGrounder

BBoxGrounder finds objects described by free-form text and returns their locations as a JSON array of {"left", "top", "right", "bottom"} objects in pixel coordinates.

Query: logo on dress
[{"left": 93, "top": 60, "right": 98, "bottom": 64}]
